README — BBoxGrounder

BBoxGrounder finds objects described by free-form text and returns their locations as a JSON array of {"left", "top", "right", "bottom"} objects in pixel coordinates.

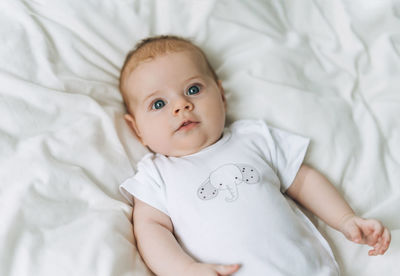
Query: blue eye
[
  {"left": 187, "top": 85, "right": 201, "bottom": 95},
  {"left": 152, "top": 99, "right": 166, "bottom": 110}
]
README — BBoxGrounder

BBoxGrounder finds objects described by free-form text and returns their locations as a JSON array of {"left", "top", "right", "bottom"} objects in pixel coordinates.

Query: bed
[{"left": 1, "top": 0, "right": 398, "bottom": 275}]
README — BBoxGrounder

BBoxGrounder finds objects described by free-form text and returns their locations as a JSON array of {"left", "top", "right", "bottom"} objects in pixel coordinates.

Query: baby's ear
[
  {"left": 218, "top": 80, "right": 227, "bottom": 108},
  {"left": 124, "top": 114, "right": 144, "bottom": 143}
]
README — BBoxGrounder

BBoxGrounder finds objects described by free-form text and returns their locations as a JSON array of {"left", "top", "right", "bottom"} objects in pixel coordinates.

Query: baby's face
[{"left": 124, "top": 50, "right": 226, "bottom": 157}]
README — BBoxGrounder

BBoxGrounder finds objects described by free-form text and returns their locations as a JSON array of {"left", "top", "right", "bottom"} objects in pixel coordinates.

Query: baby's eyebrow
[
  {"left": 142, "top": 90, "right": 160, "bottom": 103},
  {"left": 184, "top": 75, "right": 203, "bottom": 83}
]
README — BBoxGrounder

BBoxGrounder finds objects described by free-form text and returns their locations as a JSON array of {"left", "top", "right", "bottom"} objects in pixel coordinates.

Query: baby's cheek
[
  {"left": 140, "top": 124, "right": 170, "bottom": 151},
  {"left": 148, "top": 136, "right": 171, "bottom": 154}
]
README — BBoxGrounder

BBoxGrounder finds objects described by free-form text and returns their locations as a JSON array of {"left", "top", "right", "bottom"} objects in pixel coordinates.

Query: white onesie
[{"left": 120, "top": 120, "right": 339, "bottom": 275}]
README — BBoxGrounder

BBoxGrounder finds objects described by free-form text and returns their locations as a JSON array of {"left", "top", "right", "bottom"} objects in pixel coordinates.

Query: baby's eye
[
  {"left": 186, "top": 85, "right": 201, "bottom": 96},
  {"left": 152, "top": 99, "right": 166, "bottom": 110}
]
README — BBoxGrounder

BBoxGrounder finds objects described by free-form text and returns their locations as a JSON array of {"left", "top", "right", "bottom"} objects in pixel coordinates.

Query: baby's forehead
[
  {"left": 133, "top": 51, "right": 208, "bottom": 85},
  {"left": 130, "top": 49, "right": 207, "bottom": 73}
]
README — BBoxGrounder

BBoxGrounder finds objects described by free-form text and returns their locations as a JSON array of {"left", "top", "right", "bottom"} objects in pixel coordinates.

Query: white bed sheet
[{"left": 0, "top": 0, "right": 399, "bottom": 275}]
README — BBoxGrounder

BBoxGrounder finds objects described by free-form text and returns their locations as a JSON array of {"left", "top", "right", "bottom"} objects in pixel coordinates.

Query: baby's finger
[
  {"left": 369, "top": 227, "right": 391, "bottom": 256},
  {"left": 366, "top": 230, "right": 382, "bottom": 246},
  {"left": 368, "top": 248, "right": 378, "bottom": 256},
  {"left": 359, "top": 219, "right": 383, "bottom": 245},
  {"left": 214, "top": 264, "right": 241, "bottom": 275},
  {"left": 377, "top": 227, "right": 391, "bottom": 254},
  {"left": 371, "top": 220, "right": 384, "bottom": 237}
]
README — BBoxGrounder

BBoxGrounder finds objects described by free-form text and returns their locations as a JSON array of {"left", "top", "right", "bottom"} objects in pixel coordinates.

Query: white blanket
[{"left": 1, "top": 0, "right": 399, "bottom": 275}]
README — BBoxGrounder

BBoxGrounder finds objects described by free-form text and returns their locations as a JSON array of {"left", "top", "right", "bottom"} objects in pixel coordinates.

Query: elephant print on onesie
[{"left": 197, "top": 164, "right": 260, "bottom": 202}]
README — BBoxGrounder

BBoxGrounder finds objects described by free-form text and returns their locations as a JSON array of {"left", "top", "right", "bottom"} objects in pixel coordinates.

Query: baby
[{"left": 118, "top": 35, "right": 391, "bottom": 275}]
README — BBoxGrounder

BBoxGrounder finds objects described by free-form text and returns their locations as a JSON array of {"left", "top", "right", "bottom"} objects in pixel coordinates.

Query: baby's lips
[{"left": 175, "top": 120, "right": 196, "bottom": 131}]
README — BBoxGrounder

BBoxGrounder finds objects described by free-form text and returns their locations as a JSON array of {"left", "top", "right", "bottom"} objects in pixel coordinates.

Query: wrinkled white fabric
[{"left": 0, "top": 0, "right": 399, "bottom": 276}]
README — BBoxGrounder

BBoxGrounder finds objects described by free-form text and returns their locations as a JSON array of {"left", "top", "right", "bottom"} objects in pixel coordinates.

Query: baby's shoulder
[
  {"left": 136, "top": 152, "right": 173, "bottom": 173},
  {"left": 135, "top": 153, "right": 158, "bottom": 171}
]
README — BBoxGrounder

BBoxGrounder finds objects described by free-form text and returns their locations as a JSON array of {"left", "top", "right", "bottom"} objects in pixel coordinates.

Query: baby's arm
[
  {"left": 286, "top": 165, "right": 391, "bottom": 256},
  {"left": 133, "top": 198, "right": 240, "bottom": 276}
]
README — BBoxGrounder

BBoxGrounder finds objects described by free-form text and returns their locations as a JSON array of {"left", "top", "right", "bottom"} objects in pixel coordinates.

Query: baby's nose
[{"left": 173, "top": 100, "right": 194, "bottom": 115}]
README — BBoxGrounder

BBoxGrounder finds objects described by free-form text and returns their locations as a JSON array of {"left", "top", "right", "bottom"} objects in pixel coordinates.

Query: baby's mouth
[{"left": 176, "top": 120, "right": 199, "bottom": 132}]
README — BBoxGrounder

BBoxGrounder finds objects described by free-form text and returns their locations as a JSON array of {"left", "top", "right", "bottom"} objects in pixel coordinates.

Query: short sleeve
[
  {"left": 119, "top": 153, "right": 169, "bottom": 216},
  {"left": 260, "top": 121, "right": 310, "bottom": 192}
]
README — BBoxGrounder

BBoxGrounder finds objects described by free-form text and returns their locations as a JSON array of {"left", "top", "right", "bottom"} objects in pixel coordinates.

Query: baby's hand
[
  {"left": 183, "top": 262, "right": 240, "bottom": 276},
  {"left": 339, "top": 214, "right": 391, "bottom": 256}
]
